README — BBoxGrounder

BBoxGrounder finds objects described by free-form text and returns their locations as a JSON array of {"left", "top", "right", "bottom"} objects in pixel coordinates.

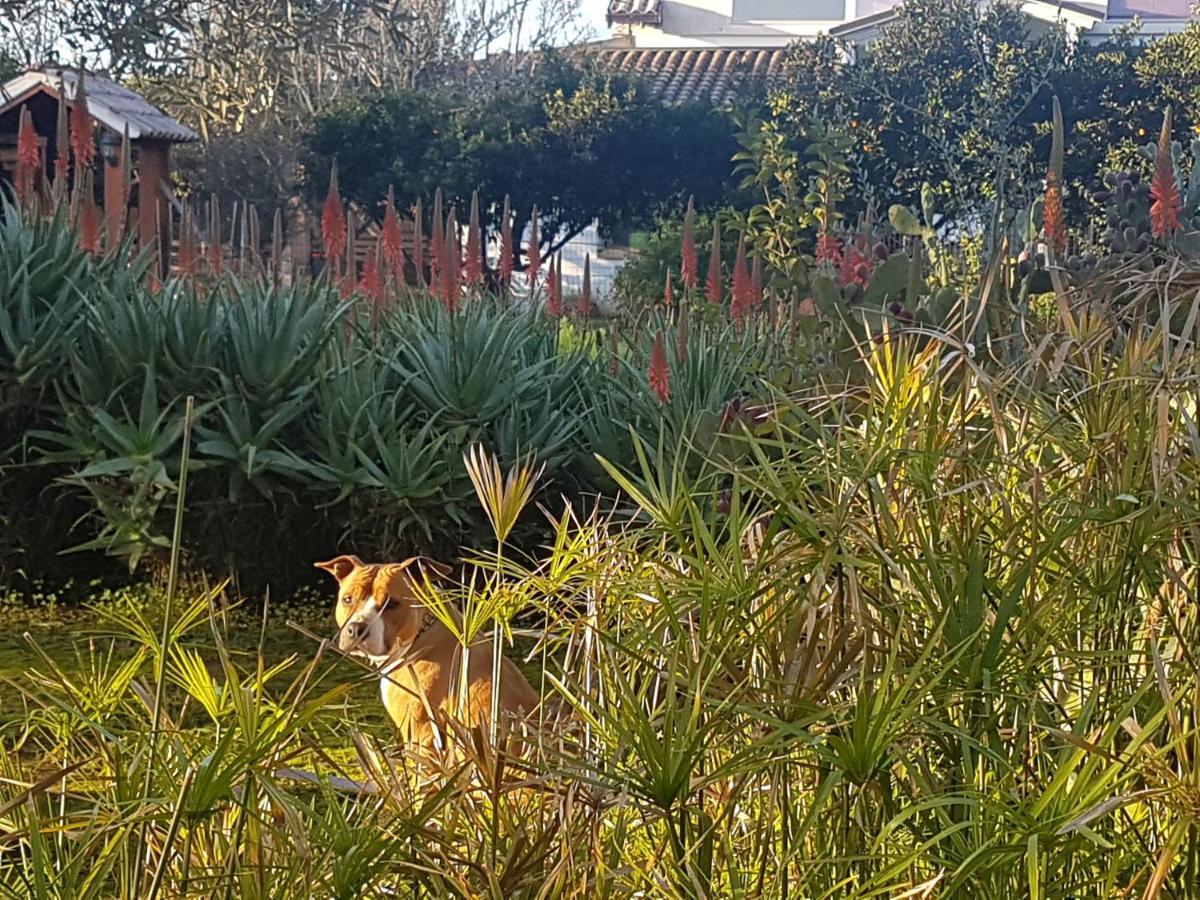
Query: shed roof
[{"left": 0, "top": 67, "right": 198, "bottom": 143}]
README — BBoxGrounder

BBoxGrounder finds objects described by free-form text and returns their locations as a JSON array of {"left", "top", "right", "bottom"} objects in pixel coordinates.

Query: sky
[{"left": 580, "top": 0, "right": 611, "bottom": 40}]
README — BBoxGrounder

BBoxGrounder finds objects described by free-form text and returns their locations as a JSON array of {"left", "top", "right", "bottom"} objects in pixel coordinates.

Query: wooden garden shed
[{"left": 0, "top": 67, "right": 198, "bottom": 268}]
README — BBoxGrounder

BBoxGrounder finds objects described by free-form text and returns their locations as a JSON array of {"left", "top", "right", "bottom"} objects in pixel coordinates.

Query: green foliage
[
  {"left": 772, "top": 0, "right": 1200, "bottom": 229},
  {"left": 6, "top": 268, "right": 1200, "bottom": 894},
  {"left": 730, "top": 115, "right": 855, "bottom": 291},
  {"left": 304, "top": 56, "right": 742, "bottom": 259},
  {"left": 0, "top": 201, "right": 789, "bottom": 584},
  {"left": 777, "top": 0, "right": 1068, "bottom": 225}
]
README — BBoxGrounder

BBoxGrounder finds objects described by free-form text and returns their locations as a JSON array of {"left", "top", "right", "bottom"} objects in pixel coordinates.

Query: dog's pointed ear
[
  {"left": 314, "top": 554, "right": 364, "bottom": 583},
  {"left": 374, "top": 557, "right": 452, "bottom": 598},
  {"left": 409, "top": 557, "right": 452, "bottom": 581}
]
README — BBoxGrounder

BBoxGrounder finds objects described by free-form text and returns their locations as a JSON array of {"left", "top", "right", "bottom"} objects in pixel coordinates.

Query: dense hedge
[{"left": 0, "top": 205, "right": 797, "bottom": 588}]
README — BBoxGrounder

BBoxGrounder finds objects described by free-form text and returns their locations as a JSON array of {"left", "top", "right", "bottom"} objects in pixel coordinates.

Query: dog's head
[{"left": 314, "top": 555, "right": 451, "bottom": 660}]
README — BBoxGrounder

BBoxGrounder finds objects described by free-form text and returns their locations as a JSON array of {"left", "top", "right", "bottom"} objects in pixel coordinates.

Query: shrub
[
  {"left": 5, "top": 261, "right": 1200, "bottom": 893},
  {"left": 0, "top": 198, "right": 789, "bottom": 587}
]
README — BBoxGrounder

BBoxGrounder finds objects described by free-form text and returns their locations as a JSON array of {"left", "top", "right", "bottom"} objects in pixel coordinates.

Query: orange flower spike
[
  {"left": 815, "top": 231, "right": 842, "bottom": 267},
  {"left": 412, "top": 199, "right": 424, "bottom": 282},
  {"left": 498, "top": 195, "right": 513, "bottom": 285},
  {"left": 429, "top": 187, "right": 444, "bottom": 288},
  {"left": 465, "top": 191, "right": 484, "bottom": 286},
  {"left": 70, "top": 68, "right": 95, "bottom": 170},
  {"left": 676, "top": 301, "right": 689, "bottom": 365},
  {"left": 15, "top": 107, "right": 40, "bottom": 206},
  {"left": 578, "top": 254, "right": 592, "bottom": 318},
  {"left": 321, "top": 160, "right": 347, "bottom": 265},
  {"left": 440, "top": 212, "right": 460, "bottom": 312},
  {"left": 705, "top": 218, "right": 722, "bottom": 306},
  {"left": 1150, "top": 106, "right": 1182, "bottom": 238},
  {"left": 680, "top": 196, "right": 698, "bottom": 288},
  {"left": 663, "top": 269, "right": 674, "bottom": 309},
  {"left": 1043, "top": 170, "right": 1067, "bottom": 257},
  {"left": 381, "top": 186, "right": 405, "bottom": 276},
  {"left": 360, "top": 243, "right": 383, "bottom": 303},
  {"left": 731, "top": 236, "right": 750, "bottom": 323},
  {"left": 546, "top": 255, "right": 564, "bottom": 318},
  {"left": 527, "top": 207, "right": 541, "bottom": 287},
  {"left": 649, "top": 331, "right": 671, "bottom": 404},
  {"left": 366, "top": 244, "right": 385, "bottom": 340},
  {"left": 80, "top": 200, "right": 101, "bottom": 255}
]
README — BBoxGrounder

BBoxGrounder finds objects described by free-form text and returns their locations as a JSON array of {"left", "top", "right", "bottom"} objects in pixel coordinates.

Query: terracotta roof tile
[{"left": 591, "top": 47, "right": 786, "bottom": 105}]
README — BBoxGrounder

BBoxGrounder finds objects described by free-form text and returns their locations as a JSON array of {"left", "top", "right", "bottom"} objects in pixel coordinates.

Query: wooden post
[
  {"left": 137, "top": 140, "right": 171, "bottom": 276},
  {"left": 103, "top": 151, "right": 125, "bottom": 248}
]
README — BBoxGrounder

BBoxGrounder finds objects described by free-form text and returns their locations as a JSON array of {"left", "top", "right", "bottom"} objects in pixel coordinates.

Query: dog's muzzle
[{"left": 339, "top": 619, "right": 370, "bottom": 651}]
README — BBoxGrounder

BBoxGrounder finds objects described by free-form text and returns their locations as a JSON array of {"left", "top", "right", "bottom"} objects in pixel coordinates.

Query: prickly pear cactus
[{"left": 1094, "top": 170, "right": 1155, "bottom": 256}]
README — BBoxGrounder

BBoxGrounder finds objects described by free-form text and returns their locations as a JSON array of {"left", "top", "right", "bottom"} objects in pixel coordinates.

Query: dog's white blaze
[{"left": 346, "top": 597, "right": 389, "bottom": 657}]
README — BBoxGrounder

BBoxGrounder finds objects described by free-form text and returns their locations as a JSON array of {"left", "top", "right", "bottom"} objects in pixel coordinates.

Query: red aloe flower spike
[
  {"left": 527, "top": 207, "right": 541, "bottom": 287},
  {"left": 321, "top": 160, "right": 347, "bottom": 266},
  {"left": 429, "top": 188, "right": 444, "bottom": 288},
  {"left": 1043, "top": 170, "right": 1067, "bottom": 257},
  {"left": 546, "top": 255, "right": 564, "bottom": 317},
  {"left": 441, "top": 212, "right": 460, "bottom": 312},
  {"left": 381, "top": 186, "right": 405, "bottom": 276},
  {"left": 53, "top": 87, "right": 69, "bottom": 200},
  {"left": 838, "top": 240, "right": 874, "bottom": 289},
  {"left": 731, "top": 237, "right": 750, "bottom": 322},
  {"left": 366, "top": 242, "right": 385, "bottom": 340},
  {"left": 451, "top": 214, "right": 464, "bottom": 310},
  {"left": 80, "top": 197, "right": 101, "bottom": 255},
  {"left": 663, "top": 269, "right": 674, "bottom": 309},
  {"left": 70, "top": 67, "right": 95, "bottom": 172},
  {"left": 681, "top": 196, "right": 698, "bottom": 288},
  {"left": 815, "top": 231, "right": 842, "bottom": 267},
  {"left": 465, "top": 190, "right": 484, "bottom": 286},
  {"left": 498, "top": 195, "right": 513, "bottom": 285},
  {"left": 750, "top": 254, "right": 763, "bottom": 308},
  {"left": 15, "top": 107, "right": 40, "bottom": 208},
  {"left": 705, "top": 219, "right": 723, "bottom": 306},
  {"left": 412, "top": 200, "right": 424, "bottom": 282},
  {"left": 360, "top": 240, "right": 383, "bottom": 303},
  {"left": 676, "top": 301, "right": 689, "bottom": 365},
  {"left": 649, "top": 331, "right": 671, "bottom": 404},
  {"left": 578, "top": 254, "right": 592, "bottom": 318},
  {"left": 1151, "top": 106, "right": 1182, "bottom": 239}
]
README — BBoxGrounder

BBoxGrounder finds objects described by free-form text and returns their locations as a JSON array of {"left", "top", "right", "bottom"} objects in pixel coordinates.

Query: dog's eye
[{"left": 340, "top": 595, "right": 353, "bottom": 605}]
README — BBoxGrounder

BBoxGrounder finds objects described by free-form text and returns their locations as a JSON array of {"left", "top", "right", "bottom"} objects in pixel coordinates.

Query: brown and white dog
[{"left": 315, "top": 555, "right": 539, "bottom": 749}]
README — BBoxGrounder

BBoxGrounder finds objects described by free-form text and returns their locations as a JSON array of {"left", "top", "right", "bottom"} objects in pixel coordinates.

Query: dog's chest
[{"left": 379, "top": 655, "right": 449, "bottom": 722}]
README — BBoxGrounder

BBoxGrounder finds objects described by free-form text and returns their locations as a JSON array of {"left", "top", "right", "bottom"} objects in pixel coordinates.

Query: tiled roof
[
  {"left": 0, "top": 68, "right": 199, "bottom": 142},
  {"left": 607, "top": 0, "right": 662, "bottom": 24},
  {"left": 591, "top": 47, "right": 787, "bottom": 106}
]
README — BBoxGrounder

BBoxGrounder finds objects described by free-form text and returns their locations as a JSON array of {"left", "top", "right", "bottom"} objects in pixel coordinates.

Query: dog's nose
[{"left": 343, "top": 620, "right": 368, "bottom": 644}]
